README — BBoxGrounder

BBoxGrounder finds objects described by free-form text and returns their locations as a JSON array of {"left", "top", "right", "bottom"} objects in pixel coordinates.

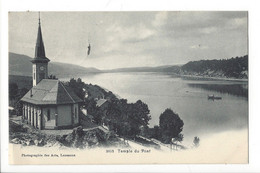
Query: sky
[{"left": 9, "top": 11, "right": 248, "bottom": 70}]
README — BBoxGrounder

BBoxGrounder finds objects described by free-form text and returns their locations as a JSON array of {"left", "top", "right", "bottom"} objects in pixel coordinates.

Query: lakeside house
[
  {"left": 20, "top": 16, "right": 83, "bottom": 130},
  {"left": 96, "top": 98, "right": 108, "bottom": 110}
]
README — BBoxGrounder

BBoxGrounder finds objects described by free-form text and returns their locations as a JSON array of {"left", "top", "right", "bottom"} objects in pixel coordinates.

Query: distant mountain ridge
[
  {"left": 9, "top": 52, "right": 101, "bottom": 77},
  {"left": 181, "top": 55, "right": 248, "bottom": 79},
  {"left": 103, "top": 65, "right": 181, "bottom": 73},
  {"left": 9, "top": 52, "right": 248, "bottom": 80}
]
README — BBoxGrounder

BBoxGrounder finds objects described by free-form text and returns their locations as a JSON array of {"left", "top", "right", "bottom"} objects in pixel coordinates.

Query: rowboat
[{"left": 208, "top": 95, "right": 222, "bottom": 100}]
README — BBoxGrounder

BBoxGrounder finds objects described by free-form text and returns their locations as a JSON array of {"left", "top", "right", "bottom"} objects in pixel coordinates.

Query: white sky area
[{"left": 9, "top": 12, "right": 248, "bottom": 70}]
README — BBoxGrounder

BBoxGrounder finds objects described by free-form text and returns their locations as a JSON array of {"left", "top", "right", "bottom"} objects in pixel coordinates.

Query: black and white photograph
[{"left": 6, "top": 11, "right": 249, "bottom": 165}]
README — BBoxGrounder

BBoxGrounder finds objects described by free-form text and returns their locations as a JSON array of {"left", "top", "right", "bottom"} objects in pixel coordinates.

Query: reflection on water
[
  {"left": 60, "top": 72, "right": 248, "bottom": 145},
  {"left": 188, "top": 83, "right": 248, "bottom": 98}
]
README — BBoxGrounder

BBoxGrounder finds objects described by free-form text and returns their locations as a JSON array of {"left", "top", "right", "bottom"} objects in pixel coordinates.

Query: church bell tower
[{"left": 31, "top": 13, "right": 50, "bottom": 86}]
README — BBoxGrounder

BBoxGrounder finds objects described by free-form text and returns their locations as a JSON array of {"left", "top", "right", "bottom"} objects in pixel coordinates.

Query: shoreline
[
  {"left": 75, "top": 72, "right": 249, "bottom": 82},
  {"left": 178, "top": 74, "right": 248, "bottom": 82},
  {"left": 10, "top": 72, "right": 248, "bottom": 83}
]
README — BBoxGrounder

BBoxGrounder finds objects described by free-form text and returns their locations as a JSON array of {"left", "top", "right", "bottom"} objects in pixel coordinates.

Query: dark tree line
[
  {"left": 86, "top": 99, "right": 184, "bottom": 144},
  {"left": 90, "top": 98, "right": 151, "bottom": 139},
  {"left": 68, "top": 78, "right": 151, "bottom": 139},
  {"left": 9, "top": 82, "right": 29, "bottom": 116},
  {"left": 48, "top": 74, "right": 58, "bottom": 79},
  {"left": 182, "top": 55, "right": 248, "bottom": 78},
  {"left": 67, "top": 78, "right": 86, "bottom": 101}
]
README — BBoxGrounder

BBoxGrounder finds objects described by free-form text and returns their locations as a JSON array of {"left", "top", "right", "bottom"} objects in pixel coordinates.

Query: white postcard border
[{"left": 1, "top": 0, "right": 260, "bottom": 172}]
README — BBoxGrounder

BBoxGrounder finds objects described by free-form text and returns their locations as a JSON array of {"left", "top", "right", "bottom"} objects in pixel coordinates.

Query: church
[{"left": 21, "top": 16, "right": 83, "bottom": 130}]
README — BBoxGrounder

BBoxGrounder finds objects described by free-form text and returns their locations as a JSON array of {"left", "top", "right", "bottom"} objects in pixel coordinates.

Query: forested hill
[
  {"left": 181, "top": 55, "right": 248, "bottom": 79},
  {"left": 103, "top": 65, "right": 180, "bottom": 73},
  {"left": 9, "top": 52, "right": 101, "bottom": 77},
  {"left": 9, "top": 52, "right": 248, "bottom": 79}
]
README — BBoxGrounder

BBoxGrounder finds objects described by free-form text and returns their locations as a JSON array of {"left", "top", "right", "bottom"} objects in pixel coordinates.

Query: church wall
[
  {"left": 42, "top": 106, "right": 57, "bottom": 129},
  {"left": 73, "top": 103, "right": 79, "bottom": 124},
  {"left": 21, "top": 103, "right": 81, "bottom": 129},
  {"left": 27, "top": 104, "right": 30, "bottom": 123},
  {"left": 33, "top": 106, "right": 37, "bottom": 128},
  {"left": 24, "top": 103, "right": 27, "bottom": 120},
  {"left": 30, "top": 105, "right": 34, "bottom": 126},
  {"left": 57, "top": 104, "right": 72, "bottom": 126},
  {"left": 22, "top": 104, "right": 26, "bottom": 120},
  {"left": 37, "top": 107, "right": 42, "bottom": 130}
]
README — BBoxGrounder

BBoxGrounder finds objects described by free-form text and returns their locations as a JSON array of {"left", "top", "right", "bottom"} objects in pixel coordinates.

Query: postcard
[{"left": 8, "top": 11, "right": 248, "bottom": 165}]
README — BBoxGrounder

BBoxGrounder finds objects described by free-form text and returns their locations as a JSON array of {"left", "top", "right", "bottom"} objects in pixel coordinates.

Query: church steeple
[
  {"left": 32, "top": 12, "right": 50, "bottom": 86},
  {"left": 32, "top": 12, "right": 49, "bottom": 63},
  {"left": 35, "top": 13, "right": 45, "bottom": 58}
]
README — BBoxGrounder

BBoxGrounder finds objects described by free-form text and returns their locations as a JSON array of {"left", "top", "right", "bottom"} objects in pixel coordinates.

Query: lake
[{"left": 61, "top": 72, "right": 248, "bottom": 145}]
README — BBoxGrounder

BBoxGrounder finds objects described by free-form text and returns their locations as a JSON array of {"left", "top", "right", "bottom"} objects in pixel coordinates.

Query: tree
[
  {"left": 9, "top": 86, "right": 29, "bottom": 116},
  {"left": 68, "top": 78, "right": 85, "bottom": 100},
  {"left": 105, "top": 99, "right": 123, "bottom": 133},
  {"left": 84, "top": 98, "right": 103, "bottom": 124},
  {"left": 9, "top": 83, "right": 18, "bottom": 100},
  {"left": 103, "top": 99, "right": 151, "bottom": 139},
  {"left": 171, "top": 133, "right": 184, "bottom": 150},
  {"left": 175, "top": 133, "right": 184, "bottom": 143},
  {"left": 15, "top": 87, "right": 29, "bottom": 116},
  {"left": 133, "top": 100, "right": 151, "bottom": 127},
  {"left": 48, "top": 74, "right": 58, "bottom": 79},
  {"left": 151, "top": 125, "right": 161, "bottom": 140},
  {"left": 18, "top": 88, "right": 29, "bottom": 98},
  {"left": 14, "top": 101, "right": 23, "bottom": 116},
  {"left": 159, "top": 108, "right": 184, "bottom": 144},
  {"left": 193, "top": 136, "right": 200, "bottom": 147},
  {"left": 124, "top": 100, "right": 151, "bottom": 137}
]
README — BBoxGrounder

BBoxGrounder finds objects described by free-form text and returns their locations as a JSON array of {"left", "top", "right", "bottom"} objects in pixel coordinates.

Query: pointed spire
[
  {"left": 32, "top": 12, "right": 50, "bottom": 63},
  {"left": 35, "top": 12, "right": 45, "bottom": 58},
  {"left": 38, "top": 11, "right": 41, "bottom": 25}
]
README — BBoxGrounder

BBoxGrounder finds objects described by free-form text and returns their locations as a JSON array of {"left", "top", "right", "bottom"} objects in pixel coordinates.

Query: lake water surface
[{"left": 61, "top": 72, "right": 248, "bottom": 145}]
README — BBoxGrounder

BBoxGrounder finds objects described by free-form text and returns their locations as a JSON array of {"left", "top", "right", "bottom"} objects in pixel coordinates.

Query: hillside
[
  {"left": 181, "top": 55, "right": 248, "bottom": 79},
  {"left": 9, "top": 52, "right": 248, "bottom": 80},
  {"left": 104, "top": 65, "right": 181, "bottom": 73},
  {"left": 9, "top": 52, "right": 101, "bottom": 77},
  {"left": 102, "top": 55, "right": 248, "bottom": 80}
]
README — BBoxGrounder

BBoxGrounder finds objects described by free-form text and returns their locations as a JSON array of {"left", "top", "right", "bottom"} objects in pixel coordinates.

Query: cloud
[
  {"left": 190, "top": 44, "right": 209, "bottom": 50},
  {"left": 9, "top": 12, "right": 248, "bottom": 69},
  {"left": 200, "top": 27, "right": 218, "bottom": 34},
  {"left": 227, "top": 17, "right": 247, "bottom": 30},
  {"left": 152, "top": 11, "right": 168, "bottom": 27},
  {"left": 101, "top": 22, "right": 155, "bottom": 54},
  {"left": 107, "top": 23, "right": 155, "bottom": 41}
]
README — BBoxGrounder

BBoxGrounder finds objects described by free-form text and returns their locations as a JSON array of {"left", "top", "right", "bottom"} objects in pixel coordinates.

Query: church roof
[
  {"left": 31, "top": 18, "right": 50, "bottom": 63},
  {"left": 21, "top": 79, "right": 83, "bottom": 105}
]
